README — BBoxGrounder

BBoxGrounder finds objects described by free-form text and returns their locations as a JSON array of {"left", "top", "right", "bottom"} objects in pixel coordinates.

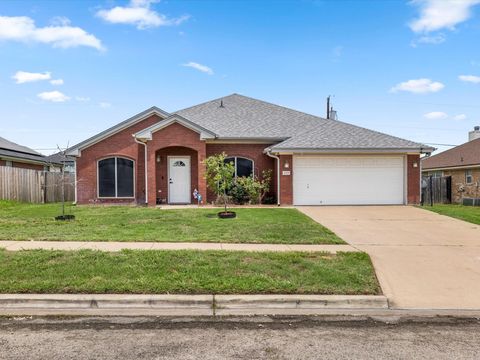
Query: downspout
[
  {"left": 73, "top": 158, "right": 77, "bottom": 204},
  {"left": 266, "top": 149, "right": 281, "bottom": 206},
  {"left": 134, "top": 137, "right": 148, "bottom": 204}
]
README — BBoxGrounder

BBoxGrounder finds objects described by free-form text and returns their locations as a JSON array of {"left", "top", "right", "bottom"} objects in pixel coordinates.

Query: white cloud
[
  {"left": 12, "top": 71, "right": 51, "bottom": 84},
  {"left": 409, "top": 0, "right": 480, "bottom": 33},
  {"left": 182, "top": 61, "right": 213, "bottom": 75},
  {"left": 453, "top": 114, "right": 467, "bottom": 120},
  {"left": 459, "top": 74, "right": 480, "bottom": 83},
  {"left": 0, "top": 15, "right": 103, "bottom": 50},
  {"left": 411, "top": 33, "right": 446, "bottom": 47},
  {"left": 424, "top": 111, "right": 448, "bottom": 120},
  {"left": 390, "top": 78, "right": 445, "bottom": 94},
  {"left": 99, "top": 102, "right": 112, "bottom": 108},
  {"left": 37, "top": 90, "right": 70, "bottom": 102},
  {"left": 75, "top": 96, "right": 90, "bottom": 102},
  {"left": 96, "top": 0, "right": 189, "bottom": 30},
  {"left": 50, "top": 79, "right": 64, "bottom": 85}
]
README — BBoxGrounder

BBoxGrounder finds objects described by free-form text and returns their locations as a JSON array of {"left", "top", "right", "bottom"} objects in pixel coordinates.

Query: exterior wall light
[
  {"left": 284, "top": 161, "right": 290, "bottom": 169},
  {"left": 413, "top": 162, "right": 418, "bottom": 168},
  {"left": 156, "top": 155, "right": 161, "bottom": 163}
]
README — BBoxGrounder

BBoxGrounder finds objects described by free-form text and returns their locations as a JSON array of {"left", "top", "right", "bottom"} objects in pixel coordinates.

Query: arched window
[
  {"left": 98, "top": 157, "right": 134, "bottom": 198},
  {"left": 225, "top": 156, "right": 254, "bottom": 178}
]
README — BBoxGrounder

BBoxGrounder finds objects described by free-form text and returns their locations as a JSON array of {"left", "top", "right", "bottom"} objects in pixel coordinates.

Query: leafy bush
[
  {"left": 235, "top": 169, "right": 272, "bottom": 205},
  {"left": 203, "top": 153, "right": 235, "bottom": 212}
]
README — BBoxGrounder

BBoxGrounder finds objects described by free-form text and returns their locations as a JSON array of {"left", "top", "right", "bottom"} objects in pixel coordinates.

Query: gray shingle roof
[
  {"left": 0, "top": 149, "right": 46, "bottom": 164},
  {"left": 175, "top": 94, "right": 431, "bottom": 151},
  {"left": 0, "top": 136, "right": 42, "bottom": 156}
]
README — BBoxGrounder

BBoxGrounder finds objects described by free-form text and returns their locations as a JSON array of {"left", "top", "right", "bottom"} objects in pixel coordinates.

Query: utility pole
[{"left": 326, "top": 96, "right": 331, "bottom": 119}]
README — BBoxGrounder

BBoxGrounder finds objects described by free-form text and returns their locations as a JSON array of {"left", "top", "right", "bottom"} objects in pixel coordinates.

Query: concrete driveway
[{"left": 298, "top": 206, "right": 480, "bottom": 309}]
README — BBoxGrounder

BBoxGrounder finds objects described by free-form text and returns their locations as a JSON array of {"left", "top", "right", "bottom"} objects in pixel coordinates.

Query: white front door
[{"left": 168, "top": 156, "right": 191, "bottom": 204}]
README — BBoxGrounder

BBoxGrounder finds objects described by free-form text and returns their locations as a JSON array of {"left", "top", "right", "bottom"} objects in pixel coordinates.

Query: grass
[
  {"left": 0, "top": 201, "right": 343, "bottom": 244},
  {"left": 0, "top": 249, "right": 380, "bottom": 295},
  {"left": 421, "top": 204, "right": 480, "bottom": 225}
]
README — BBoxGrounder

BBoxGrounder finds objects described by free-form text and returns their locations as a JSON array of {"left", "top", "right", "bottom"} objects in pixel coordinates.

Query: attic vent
[{"left": 219, "top": 100, "right": 224, "bottom": 108}]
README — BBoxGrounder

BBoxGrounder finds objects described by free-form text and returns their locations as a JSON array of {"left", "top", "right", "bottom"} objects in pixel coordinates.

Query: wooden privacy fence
[
  {"left": 0, "top": 166, "right": 75, "bottom": 203},
  {"left": 421, "top": 175, "right": 452, "bottom": 205}
]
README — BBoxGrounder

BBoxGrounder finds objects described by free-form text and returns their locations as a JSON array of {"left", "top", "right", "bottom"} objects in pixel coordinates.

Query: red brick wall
[
  {"left": 0, "top": 160, "right": 5, "bottom": 166},
  {"left": 205, "top": 143, "right": 276, "bottom": 203},
  {"left": 407, "top": 154, "right": 421, "bottom": 204},
  {"left": 13, "top": 162, "right": 44, "bottom": 171},
  {"left": 155, "top": 147, "right": 199, "bottom": 204},
  {"left": 75, "top": 114, "right": 161, "bottom": 204},
  {"left": 146, "top": 123, "right": 207, "bottom": 205},
  {"left": 279, "top": 155, "right": 293, "bottom": 205}
]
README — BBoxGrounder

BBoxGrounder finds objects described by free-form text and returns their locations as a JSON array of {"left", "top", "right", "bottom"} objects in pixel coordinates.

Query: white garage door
[{"left": 293, "top": 155, "right": 405, "bottom": 205}]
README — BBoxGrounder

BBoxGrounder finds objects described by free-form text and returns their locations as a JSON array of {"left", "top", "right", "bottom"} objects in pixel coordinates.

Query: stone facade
[{"left": 442, "top": 168, "right": 480, "bottom": 203}]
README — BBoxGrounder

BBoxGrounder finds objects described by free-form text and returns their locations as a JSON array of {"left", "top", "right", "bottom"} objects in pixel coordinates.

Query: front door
[{"left": 168, "top": 156, "right": 191, "bottom": 204}]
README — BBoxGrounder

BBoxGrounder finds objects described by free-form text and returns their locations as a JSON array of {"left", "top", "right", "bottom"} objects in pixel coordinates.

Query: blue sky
[{"left": 1, "top": 0, "right": 480, "bottom": 154}]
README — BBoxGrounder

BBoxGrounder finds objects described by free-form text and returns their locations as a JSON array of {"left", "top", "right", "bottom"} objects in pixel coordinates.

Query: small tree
[{"left": 203, "top": 152, "right": 235, "bottom": 212}]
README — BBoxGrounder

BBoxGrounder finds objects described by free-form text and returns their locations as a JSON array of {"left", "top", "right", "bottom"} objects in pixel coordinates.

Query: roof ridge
[{"left": 427, "top": 137, "right": 480, "bottom": 159}]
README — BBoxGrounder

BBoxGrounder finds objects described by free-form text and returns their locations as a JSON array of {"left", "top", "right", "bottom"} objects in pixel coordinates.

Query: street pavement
[{"left": 1, "top": 317, "right": 480, "bottom": 359}]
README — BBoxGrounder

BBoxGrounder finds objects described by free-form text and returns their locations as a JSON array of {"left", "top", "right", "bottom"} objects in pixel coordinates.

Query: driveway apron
[{"left": 298, "top": 206, "right": 480, "bottom": 309}]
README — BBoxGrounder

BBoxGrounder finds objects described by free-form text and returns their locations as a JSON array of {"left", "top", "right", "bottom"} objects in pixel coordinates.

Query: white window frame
[
  {"left": 225, "top": 156, "right": 255, "bottom": 178},
  {"left": 466, "top": 169, "right": 473, "bottom": 184},
  {"left": 97, "top": 156, "right": 135, "bottom": 199},
  {"left": 5, "top": 160, "right": 12, "bottom": 167}
]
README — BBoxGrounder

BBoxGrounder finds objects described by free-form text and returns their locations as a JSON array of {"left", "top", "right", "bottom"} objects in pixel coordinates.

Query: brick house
[
  {"left": 422, "top": 127, "right": 480, "bottom": 203},
  {"left": 0, "top": 136, "right": 48, "bottom": 171},
  {"left": 67, "top": 94, "right": 433, "bottom": 206}
]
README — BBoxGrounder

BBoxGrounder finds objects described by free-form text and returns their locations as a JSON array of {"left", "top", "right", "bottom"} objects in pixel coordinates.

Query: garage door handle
[{"left": 307, "top": 184, "right": 309, "bottom": 189}]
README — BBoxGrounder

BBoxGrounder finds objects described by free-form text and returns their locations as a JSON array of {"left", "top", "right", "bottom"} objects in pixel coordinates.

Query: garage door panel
[{"left": 293, "top": 156, "right": 405, "bottom": 205}]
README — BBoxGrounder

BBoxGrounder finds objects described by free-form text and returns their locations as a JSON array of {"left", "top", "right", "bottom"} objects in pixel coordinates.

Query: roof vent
[
  {"left": 219, "top": 99, "right": 224, "bottom": 108},
  {"left": 329, "top": 107, "right": 338, "bottom": 120},
  {"left": 469, "top": 126, "right": 480, "bottom": 141}
]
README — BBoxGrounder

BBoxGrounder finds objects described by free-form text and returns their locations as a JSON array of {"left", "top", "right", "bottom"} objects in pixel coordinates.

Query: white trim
[
  {"left": 270, "top": 149, "right": 429, "bottom": 154},
  {"left": 403, "top": 155, "right": 408, "bottom": 205},
  {"left": 167, "top": 155, "right": 191, "bottom": 204},
  {"left": 206, "top": 138, "right": 285, "bottom": 144},
  {"left": 266, "top": 151, "right": 281, "bottom": 206},
  {"left": 97, "top": 156, "right": 136, "bottom": 199},
  {"left": 422, "top": 164, "right": 480, "bottom": 172},
  {"left": 73, "top": 159, "right": 77, "bottom": 204},
  {"left": 0, "top": 155, "right": 46, "bottom": 166},
  {"left": 67, "top": 107, "right": 170, "bottom": 156},
  {"left": 135, "top": 115, "right": 216, "bottom": 141},
  {"left": 134, "top": 137, "right": 148, "bottom": 204}
]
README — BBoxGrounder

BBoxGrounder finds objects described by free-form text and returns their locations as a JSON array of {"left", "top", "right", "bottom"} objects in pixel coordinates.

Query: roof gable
[
  {"left": 67, "top": 106, "right": 170, "bottom": 156},
  {"left": 422, "top": 138, "right": 480, "bottom": 170},
  {"left": 134, "top": 114, "right": 216, "bottom": 140}
]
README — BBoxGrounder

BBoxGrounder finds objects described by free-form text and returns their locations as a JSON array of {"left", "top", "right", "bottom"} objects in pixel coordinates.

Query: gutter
[
  {"left": 134, "top": 137, "right": 148, "bottom": 204},
  {"left": 265, "top": 149, "right": 281, "bottom": 206}
]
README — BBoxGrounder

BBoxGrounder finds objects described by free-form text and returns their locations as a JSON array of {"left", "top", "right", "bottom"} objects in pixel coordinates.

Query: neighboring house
[
  {"left": 45, "top": 152, "right": 76, "bottom": 173},
  {"left": 67, "top": 94, "right": 433, "bottom": 206},
  {"left": 422, "top": 126, "right": 480, "bottom": 203},
  {"left": 0, "top": 136, "right": 48, "bottom": 171}
]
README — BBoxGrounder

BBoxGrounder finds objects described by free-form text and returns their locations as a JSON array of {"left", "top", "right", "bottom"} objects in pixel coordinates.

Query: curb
[{"left": 0, "top": 294, "right": 387, "bottom": 316}]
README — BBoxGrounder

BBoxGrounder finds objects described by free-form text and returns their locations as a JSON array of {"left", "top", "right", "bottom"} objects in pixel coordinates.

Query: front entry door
[{"left": 168, "top": 156, "right": 191, "bottom": 204}]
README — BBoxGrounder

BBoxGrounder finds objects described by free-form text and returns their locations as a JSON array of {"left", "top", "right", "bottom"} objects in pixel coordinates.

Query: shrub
[
  {"left": 235, "top": 169, "right": 272, "bottom": 205},
  {"left": 203, "top": 153, "right": 235, "bottom": 212}
]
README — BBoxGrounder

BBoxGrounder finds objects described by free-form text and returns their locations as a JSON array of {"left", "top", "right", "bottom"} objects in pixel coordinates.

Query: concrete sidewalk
[{"left": 0, "top": 241, "right": 358, "bottom": 253}]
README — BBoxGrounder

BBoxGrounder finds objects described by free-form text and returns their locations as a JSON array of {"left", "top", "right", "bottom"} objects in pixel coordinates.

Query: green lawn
[
  {"left": 0, "top": 201, "right": 343, "bottom": 244},
  {"left": 421, "top": 204, "right": 480, "bottom": 225},
  {"left": 0, "top": 249, "right": 380, "bottom": 295}
]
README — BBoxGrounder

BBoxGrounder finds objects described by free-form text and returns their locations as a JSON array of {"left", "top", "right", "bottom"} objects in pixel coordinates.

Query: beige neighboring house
[{"left": 422, "top": 126, "right": 480, "bottom": 203}]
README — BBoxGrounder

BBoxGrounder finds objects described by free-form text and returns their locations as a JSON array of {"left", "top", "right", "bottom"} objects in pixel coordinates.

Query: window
[
  {"left": 5, "top": 160, "right": 12, "bottom": 167},
  {"left": 98, "top": 157, "right": 134, "bottom": 198},
  {"left": 430, "top": 171, "right": 443, "bottom": 178},
  {"left": 466, "top": 170, "right": 473, "bottom": 184},
  {"left": 225, "top": 156, "right": 254, "bottom": 178}
]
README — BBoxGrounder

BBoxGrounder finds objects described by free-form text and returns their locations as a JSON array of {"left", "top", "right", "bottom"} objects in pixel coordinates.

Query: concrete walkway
[
  {"left": 0, "top": 241, "right": 357, "bottom": 253},
  {"left": 298, "top": 206, "right": 480, "bottom": 310}
]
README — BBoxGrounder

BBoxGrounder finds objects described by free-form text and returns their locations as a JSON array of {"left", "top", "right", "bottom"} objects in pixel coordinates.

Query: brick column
[
  {"left": 147, "top": 145, "right": 157, "bottom": 206},
  {"left": 407, "top": 154, "right": 421, "bottom": 205},
  {"left": 279, "top": 155, "right": 293, "bottom": 205},
  {"left": 197, "top": 143, "right": 208, "bottom": 204}
]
